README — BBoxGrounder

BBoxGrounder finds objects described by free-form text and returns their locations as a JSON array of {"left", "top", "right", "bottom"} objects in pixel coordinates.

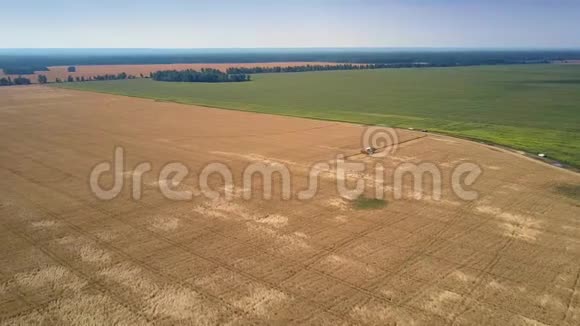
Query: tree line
[
  {"left": 0, "top": 72, "right": 141, "bottom": 86},
  {"left": 84, "top": 72, "right": 137, "bottom": 81},
  {"left": 1, "top": 66, "right": 49, "bottom": 75},
  {"left": 225, "top": 63, "right": 430, "bottom": 74},
  {"left": 0, "top": 76, "right": 32, "bottom": 86},
  {"left": 53, "top": 73, "right": 138, "bottom": 83},
  {"left": 151, "top": 68, "right": 250, "bottom": 83}
]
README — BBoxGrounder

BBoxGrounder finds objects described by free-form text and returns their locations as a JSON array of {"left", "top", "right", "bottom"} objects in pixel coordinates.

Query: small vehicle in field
[{"left": 361, "top": 147, "right": 378, "bottom": 155}]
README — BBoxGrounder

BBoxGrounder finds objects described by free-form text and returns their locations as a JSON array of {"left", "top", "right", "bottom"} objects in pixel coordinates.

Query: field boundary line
[{"left": 50, "top": 84, "right": 580, "bottom": 172}]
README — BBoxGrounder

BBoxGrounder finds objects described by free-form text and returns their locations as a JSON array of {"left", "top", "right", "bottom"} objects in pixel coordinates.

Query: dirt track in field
[
  {"left": 0, "top": 62, "right": 340, "bottom": 83},
  {"left": 0, "top": 86, "right": 579, "bottom": 325}
]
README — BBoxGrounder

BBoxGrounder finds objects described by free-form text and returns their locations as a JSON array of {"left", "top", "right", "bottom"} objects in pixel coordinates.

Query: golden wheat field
[{"left": 0, "top": 86, "right": 579, "bottom": 325}]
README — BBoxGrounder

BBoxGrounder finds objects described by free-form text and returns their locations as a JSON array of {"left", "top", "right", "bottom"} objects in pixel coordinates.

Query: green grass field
[{"left": 57, "top": 64, "right": 580, "bottom": 167}]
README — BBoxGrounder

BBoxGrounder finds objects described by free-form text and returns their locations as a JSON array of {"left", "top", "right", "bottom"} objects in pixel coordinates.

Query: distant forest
[
  {"left": 0, "top": 72, "right": 139, "bottom": 87},
  {"left": 225, "top": 63, "right": 425, "bottom": 74},
  {"left": 0, "top": 76, "right": 32, "bottom": 86},
  {"left": 2, "top": 49, "right": 580, "bottom": 75},
  {"left": 2, "top": 66, "right": 49, "bottom": 75},
  {"left": 151, "top": 68, "right": 250, "bottom": 83}
]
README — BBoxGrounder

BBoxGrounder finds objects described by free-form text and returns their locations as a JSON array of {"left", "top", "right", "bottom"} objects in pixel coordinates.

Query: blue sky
[{"left": 1, "top": 0, "right": 579, "bottom": 48}]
